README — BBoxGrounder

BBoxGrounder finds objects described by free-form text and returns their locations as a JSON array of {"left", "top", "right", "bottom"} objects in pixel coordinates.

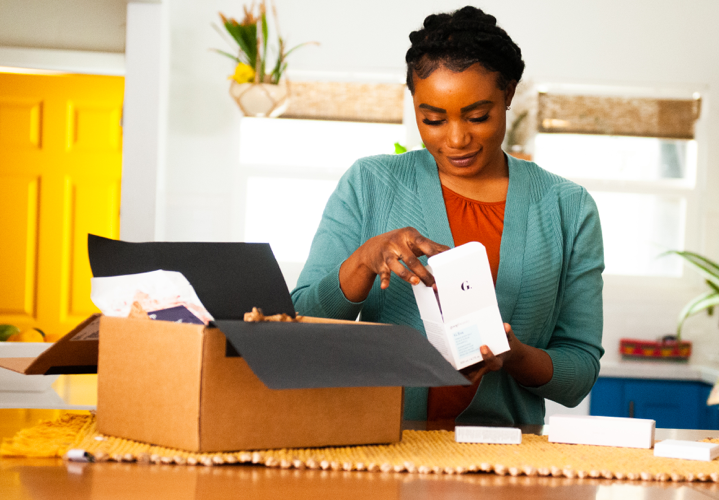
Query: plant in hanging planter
[{"left": 213, "top": 1, "right": 316, "bottom": 117}]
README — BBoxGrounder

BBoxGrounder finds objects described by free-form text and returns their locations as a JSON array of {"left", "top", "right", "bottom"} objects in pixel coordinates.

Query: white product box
[
  {"left": 654, "top": 439, "right": 719, "bottom": 461},
  {"left": 548, "top": 415, "right": 655, "bottom": 449},
  {"left": 412, "top": 242, "right": 509, "bottom": 370},
  {"left": 455, "top": 426, "right": 522, "bottom": 444}
]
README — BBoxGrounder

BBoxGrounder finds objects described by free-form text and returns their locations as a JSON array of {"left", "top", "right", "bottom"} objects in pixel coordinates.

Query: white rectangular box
[
  {"left": 654, "top": 439, "right": 719, "bottom": 461},
  {"left": 548, "top": 414, "right": 655, "bottom": 449},
  {"left": 455, "top": 426, "right": 522, "bottom": 444},
  {"left": 412, "top": 242, "right": 509, "bottom": 370}
]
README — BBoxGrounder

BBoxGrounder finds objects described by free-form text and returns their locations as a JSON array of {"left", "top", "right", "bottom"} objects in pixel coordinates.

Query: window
[
  {"left": 236, "top": 117, "right": 406, "bottom": 289},
  {"left": 531, "top": 89, "right": 702, "bottom": 278}
]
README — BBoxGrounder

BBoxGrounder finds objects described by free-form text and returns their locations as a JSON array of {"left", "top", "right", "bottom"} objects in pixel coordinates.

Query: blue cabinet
[{"left": 590, "top": 377, "right": 719, "bottom": 430}]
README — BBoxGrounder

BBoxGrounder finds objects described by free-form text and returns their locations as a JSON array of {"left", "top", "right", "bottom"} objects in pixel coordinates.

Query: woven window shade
[
  {"left": 282, "top": 81, "right": 405, "bottom": 123},
  {"left": 537, "top": 93, "right": 701, "bottom": 139}
]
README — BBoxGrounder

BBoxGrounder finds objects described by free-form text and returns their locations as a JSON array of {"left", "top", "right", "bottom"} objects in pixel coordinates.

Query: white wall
[
  {"left": 147, "top": 0, "right": 719, "bottom": 365},
  {"left": 120, "top": 2, "right": 169, "bottom": 242},
  {"left": 0, "top": 0, "right": 129, "bottom": 52}
]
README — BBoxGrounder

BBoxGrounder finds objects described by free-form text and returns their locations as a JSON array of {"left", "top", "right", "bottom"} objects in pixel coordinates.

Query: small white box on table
[
  {"left": 455, "top": 426, "right": 522, "bottom": 444},
  {"left": 654, "top": 439, "right": 719, "bottom": 461},
  {"left": 548, "top": 414, "right": 655, "bottom": 449},
  {"left": 412, "top": 242, "right": 509, "bottom": 370}
]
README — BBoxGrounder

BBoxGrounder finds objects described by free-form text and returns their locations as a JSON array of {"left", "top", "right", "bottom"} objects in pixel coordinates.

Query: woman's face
[{"left": 412, "top": 63, "right": 515, "bottom": 180}]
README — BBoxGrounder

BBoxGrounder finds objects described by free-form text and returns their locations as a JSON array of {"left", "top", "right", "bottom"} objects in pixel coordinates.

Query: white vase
[{"left": 229, "top": 81, "right": 290, "bottom": 118}]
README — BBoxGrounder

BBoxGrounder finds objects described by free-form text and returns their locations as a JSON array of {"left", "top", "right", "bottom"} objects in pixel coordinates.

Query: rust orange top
[{"left": 427, "top": 184, "right": 506, "bottom": 422}]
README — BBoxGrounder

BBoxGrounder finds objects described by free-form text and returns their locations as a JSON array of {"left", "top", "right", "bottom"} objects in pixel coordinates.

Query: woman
[{"left": 291, "top": 6, "right": 604, "bottom": 425}]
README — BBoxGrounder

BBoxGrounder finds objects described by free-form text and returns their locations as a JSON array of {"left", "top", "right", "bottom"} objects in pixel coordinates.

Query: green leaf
[
  {"left": 283, "top": 41, "right": 318, "bottom": 60},
  {"left": 394, "top": 143, "right": 407, "bottom": 154},
  {"left": 211, "top": 48, "right": 241, "bottom": 63},
  {"left": 222, "top": 22, "right": 245, "bottom": 48},
  {"left": 677, "top": 291, "right": 719, "bottom": 338},
  {"left": 260, "top": 12, "right": 269, "bottom": 82},
  {"left": 225, "top": 21, "right": 257, "bottom": 70},
  {"left": 663, "top": 250, "right": 719, "bottom": 289}
]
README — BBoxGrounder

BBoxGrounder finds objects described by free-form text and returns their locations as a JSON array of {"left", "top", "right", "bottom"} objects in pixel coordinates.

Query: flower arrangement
[{"left": 213, "top": 1, "right": 314, "bottom": 85}]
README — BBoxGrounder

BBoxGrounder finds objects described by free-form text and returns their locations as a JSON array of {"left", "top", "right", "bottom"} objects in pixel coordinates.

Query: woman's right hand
[{"left": 339, "top": 227, "right": 450, "bottom": 302}]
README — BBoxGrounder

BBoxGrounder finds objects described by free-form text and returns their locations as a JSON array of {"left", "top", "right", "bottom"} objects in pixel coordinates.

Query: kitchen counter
[
  {"left": 600, "top": 359, "right": 719, "bottom": 385},
  {"left": 0, "top": 374, "right": 97, "bottom": 411}
]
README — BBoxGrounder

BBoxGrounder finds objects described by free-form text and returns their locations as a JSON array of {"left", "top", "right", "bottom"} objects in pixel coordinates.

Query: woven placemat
[{"left": 3, "top": 413, "right": 719, "bottom": 482}]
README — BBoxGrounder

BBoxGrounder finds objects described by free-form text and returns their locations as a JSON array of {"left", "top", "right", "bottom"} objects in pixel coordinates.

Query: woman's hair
[{"left": 405, "top": 6, "right": 525, "bottom": 93}]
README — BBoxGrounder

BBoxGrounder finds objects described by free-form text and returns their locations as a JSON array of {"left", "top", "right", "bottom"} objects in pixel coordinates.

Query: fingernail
[{"left": 410, "top": 277, "right": 420, "bottom": 285}]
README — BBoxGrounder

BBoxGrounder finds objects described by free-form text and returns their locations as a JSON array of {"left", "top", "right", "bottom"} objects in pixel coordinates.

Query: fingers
[
  {"left": 378, "top": 268, "right": 392, "bottom": 290},
  {"left": 459, "top": 344, "right": 506, "bottom": 384},
  {"left": 480, "top": 345, "right": 504, "bottom": 372},
  {"left": 397, "top": 250, "right": 436, "bottom": 287},
  {"left": 399, "top": 229, "right": 448, "bottom": 287},
  {"left": 462, "top": 364, "right": 490, "bottom": 385},
  {"left": 364, "top": 227, "right": 448, "bottom": 289},
  {"left": 409, "top": 232, "right": 450, "bottom": 258},
  {"left": 383, "top": 255, "right": 420, "bottom": 288}
]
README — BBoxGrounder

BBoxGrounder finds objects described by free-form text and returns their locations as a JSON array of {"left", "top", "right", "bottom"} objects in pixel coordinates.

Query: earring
[{"left": 506, "top": 105, "right": 511, "bottom": 110}]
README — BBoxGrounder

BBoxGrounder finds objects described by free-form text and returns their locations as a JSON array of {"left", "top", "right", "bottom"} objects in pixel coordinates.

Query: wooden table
[{"left": 4, "top": 409, "right": 719, "bottom": 500}]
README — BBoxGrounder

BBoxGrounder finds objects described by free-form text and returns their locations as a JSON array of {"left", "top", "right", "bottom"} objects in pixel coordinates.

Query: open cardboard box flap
[{"left": 0, "top": 315, "right": 100, "bottom": 375}]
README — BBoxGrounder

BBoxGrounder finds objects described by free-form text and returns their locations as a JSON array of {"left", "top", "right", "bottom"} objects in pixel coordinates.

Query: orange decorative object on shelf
[{"left": 620, "top": 338, "right": 692, "bottom": 360}]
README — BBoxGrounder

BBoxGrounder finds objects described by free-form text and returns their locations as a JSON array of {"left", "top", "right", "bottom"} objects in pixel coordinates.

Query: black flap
[
  {"left": 88, "top": 234, "right": 294, "bottom": 319},
  {"left": 214, "top": 320, "right": 470, "bottom": 389}
]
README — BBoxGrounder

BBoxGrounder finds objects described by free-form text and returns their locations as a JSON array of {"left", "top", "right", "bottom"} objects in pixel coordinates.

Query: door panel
[
  {"left": 66, "top": 102, "right": 122, "bottom": 153},
  {"left": 0, "top": 73, "right": 124, "bottom": 340},
  {"left": 0, "top": 174, "right": 40, "bottom": 319},
  {"left": 0, "top": 98, "right": 43, "bottom": 150},
  {"left": 67, "top": 177, "right": 122, "bottom": 319}
]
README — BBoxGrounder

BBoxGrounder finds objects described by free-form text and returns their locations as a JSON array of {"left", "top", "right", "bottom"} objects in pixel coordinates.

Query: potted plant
[
  {"left": 213, "top": 1, "right": 316, "bottom": 117},
  {"left": 665, "top": 250, "right": 719, "bottom": 338},
  {"left": 618, "top": 250, "right": 718, "bottom": 361}
]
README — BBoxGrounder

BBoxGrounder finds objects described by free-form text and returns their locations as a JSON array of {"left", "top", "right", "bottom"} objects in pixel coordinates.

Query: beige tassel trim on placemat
[{"left": 4, "top": 413, "right": 719, "bottom": 482}]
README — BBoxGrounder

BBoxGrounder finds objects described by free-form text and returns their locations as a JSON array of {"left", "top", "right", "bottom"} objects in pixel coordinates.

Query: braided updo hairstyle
[{"left": 406, "top": 6, "right": 524, "bottom": 94}]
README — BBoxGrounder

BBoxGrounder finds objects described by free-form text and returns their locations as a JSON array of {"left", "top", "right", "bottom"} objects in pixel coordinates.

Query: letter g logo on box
[{"left": 461, "top": 281, "right": 472, "bottom": 291}]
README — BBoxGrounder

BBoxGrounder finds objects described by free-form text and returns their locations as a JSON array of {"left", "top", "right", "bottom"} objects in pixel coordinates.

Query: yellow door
[{"left": 0, "top": 73, "right": 124, "bottom": 341}]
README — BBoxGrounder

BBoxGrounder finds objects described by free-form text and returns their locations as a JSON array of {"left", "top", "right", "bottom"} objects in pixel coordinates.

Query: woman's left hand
[
  {"left": 460, "top": 323, "right": 517, "bottom": 384},
  {"left": 460, "top": 323, "right": 553, "bottom": 387}
]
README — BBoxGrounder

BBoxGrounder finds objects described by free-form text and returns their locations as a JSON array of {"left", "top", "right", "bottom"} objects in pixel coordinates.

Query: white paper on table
[{"left": 91, "top": 270, "right": 214, "bottom": 324}]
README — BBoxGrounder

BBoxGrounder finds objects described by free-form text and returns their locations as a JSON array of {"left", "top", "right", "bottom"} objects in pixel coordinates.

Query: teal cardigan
[{"left": 291, "top": 149, "right": 604, "bottom": 425}]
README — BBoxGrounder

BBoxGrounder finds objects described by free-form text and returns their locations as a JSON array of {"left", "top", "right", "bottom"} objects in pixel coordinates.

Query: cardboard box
[
  {"left": 412, "top": 242, "right": 509, "bottom": 369},
  {"left": 98, "top": 316, "right": 406, "bottom": 451},
  {"left": 0, "top": 236, "right": 468, "bottom": 452}
]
